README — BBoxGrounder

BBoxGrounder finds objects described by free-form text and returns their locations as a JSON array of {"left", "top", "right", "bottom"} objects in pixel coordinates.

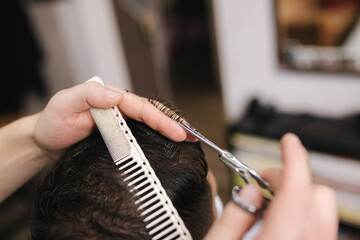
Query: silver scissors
[{"left": 177, "top": 120, "right": 274, "bottom": 213}]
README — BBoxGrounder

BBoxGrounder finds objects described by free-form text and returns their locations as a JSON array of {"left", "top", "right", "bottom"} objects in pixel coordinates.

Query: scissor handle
[
  {"left": 220, "top": 151, "right": 274, "bottom": 199},
  {"left": 231, "top": 186, "right": 271, "bottom": 214}
]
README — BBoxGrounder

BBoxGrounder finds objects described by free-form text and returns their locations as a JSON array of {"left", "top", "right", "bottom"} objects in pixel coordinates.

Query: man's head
[{"left": 30, "top": 118, "right": 213, "bottom": 240}]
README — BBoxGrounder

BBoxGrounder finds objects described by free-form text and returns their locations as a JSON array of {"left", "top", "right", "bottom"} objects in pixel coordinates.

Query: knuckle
[
  {"left": 49, "top": 88, "right": 68, "bottom": 104},
  {"left": 314, "top": 185, "right": 336, "bottom": 201},
  {"left": 83, "top": 81, "right": 100, "bottom": 90}
]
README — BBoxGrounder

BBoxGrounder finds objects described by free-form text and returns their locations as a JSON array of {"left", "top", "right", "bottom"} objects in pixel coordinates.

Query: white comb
[{"left": 87, "top": 77, "right": 192, "bottom": 240}]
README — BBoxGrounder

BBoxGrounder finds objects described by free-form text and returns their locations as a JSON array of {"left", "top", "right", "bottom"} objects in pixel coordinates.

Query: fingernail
[
  {"left": 286, "top": 133, "right": 301, "bottom": 145},
  {"left": 239, "top": 185, "right": 262, "bottom": 208},
  {"left": 187, "top": 135, "right": 199, "bottom": 143},
  {"left": 106, "top": 90, "right": 123, "bottom": 99}
]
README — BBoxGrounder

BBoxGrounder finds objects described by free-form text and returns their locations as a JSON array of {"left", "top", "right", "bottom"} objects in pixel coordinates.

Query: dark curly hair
[{"left": 30, "top": 118, "right": 213, "bottom": 240}]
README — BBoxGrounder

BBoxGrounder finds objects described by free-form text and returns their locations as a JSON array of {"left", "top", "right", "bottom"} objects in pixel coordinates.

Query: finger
[
  {"left": 260, "top": 168, "right": 283, "bottom": 192},
  {"left": 204, "top": 185, "right": 262, "bottom": 240},
  {"left": 106, "top": 85, "right": 189, "bottom": 142},
  {"left": 51, "top": 82, "right": 124, "bottom": 115},
  {"left": 256, "top": 134, "right": 312, "bottom": 240},
  {"left": 313, "top": 186, "right": 338, "bottom": 240},
  {"left": 280, "top": 133, "right": 311, "bottom": 190}
]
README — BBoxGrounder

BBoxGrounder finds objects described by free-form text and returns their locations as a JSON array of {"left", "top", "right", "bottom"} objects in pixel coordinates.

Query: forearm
[{"left": 0, "top": 113, "right": 53, "bottom": 202}]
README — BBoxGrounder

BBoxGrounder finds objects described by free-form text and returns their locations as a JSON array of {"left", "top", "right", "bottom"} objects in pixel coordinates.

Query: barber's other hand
[
  {"left": 34, "top": 81, "right": 191, "bottom": 160},
  {"left": 205, "top": 133, "right": 338, "bottom": 240}
]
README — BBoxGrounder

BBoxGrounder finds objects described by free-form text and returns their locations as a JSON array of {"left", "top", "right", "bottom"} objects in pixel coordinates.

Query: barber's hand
[
  {"left": 205, "top": 133, "right": 338, "bottom": 240},
  {"left": 34, "top": 81, "right": 192, "bottom": 160}
]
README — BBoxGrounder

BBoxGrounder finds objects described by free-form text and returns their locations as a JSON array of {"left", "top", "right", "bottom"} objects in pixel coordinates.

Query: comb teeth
[
  {"left": 88, "top": 76, "right": 192, "bottom": 240},
  {"left": 116, "top": 155, "right": 190, "bottom": 240}
]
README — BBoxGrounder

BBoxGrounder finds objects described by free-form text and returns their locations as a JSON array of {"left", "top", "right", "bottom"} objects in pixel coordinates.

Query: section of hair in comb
[
  {"left": 148, "top": 98, "right": 183, "bottom": 122},
  {"left": 149, "top": 98, "right": 205, "bottom": 140}
]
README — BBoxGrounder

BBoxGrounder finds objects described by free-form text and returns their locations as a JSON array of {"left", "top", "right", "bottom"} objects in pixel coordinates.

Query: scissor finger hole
[{"left": 231, "top": 186, "right": 259, "bottom": 214}]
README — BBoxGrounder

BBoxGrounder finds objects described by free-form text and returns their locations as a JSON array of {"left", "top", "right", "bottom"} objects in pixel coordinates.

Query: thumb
[
  {"left": 205, "top": 185, "right": 263, "bottom": 240},
  {"left": 51, "top": 82, "right": 124, "bottom": 114}
]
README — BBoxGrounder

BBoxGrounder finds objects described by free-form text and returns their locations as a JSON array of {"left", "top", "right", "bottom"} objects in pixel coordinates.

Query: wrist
[
  {"left": 30, "top": 113, "right": 62, "bottom": 163},
  {"left": 0, "top": 113, "right": 55, "bottom": 201}
]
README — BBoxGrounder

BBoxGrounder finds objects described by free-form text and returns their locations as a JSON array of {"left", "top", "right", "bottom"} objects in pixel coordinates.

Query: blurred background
[{"left": 0, "top": 0, "right": 359, "bottom": 239}]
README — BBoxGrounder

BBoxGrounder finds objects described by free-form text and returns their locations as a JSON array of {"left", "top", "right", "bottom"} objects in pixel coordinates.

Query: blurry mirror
[{"left": 275, "top": 0, "right": 360, "bottom": 74}]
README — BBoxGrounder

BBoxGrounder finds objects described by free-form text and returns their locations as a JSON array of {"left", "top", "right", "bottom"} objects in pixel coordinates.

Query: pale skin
[
  {"left": 0, "top": 81, "right": 194, "bottom": 202},
  {"left": 205, "top": 133, "right": 338, "bottom": 240},
  {"left": 0, "top": 82, "right": 338, "bottom": 238}
]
